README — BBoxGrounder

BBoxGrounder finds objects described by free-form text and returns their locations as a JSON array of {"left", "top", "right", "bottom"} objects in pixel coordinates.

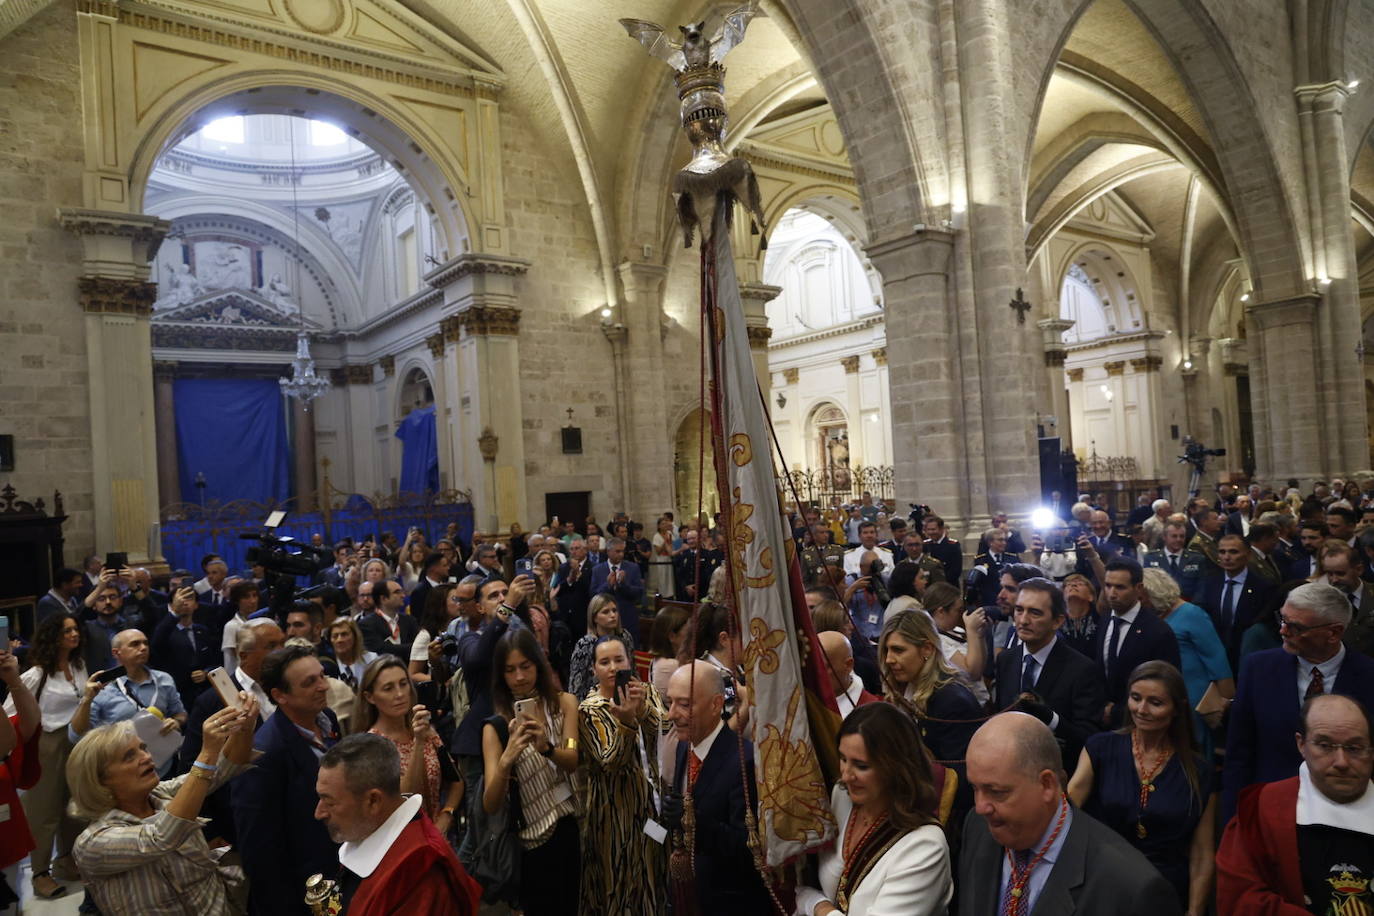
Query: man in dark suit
[
  {"left": 1222, "top": 580, "right": 1374, "bottom": 822},
  {"left": 960, "top": 713, "right": 1179, "bottom": 916},
  {"left": 1142, "top": 521, "right": 1193, "bottom": 590},
  {"left": 407, "top": 551, "right": 450, "bottom": 620},
  {"left": 1224, "top": 494, "right": 1254, "bottom": 538},
  {"left": 358, "top": 580, "right": 420, "bottom": 660},
  {"left": 1094, "top": 558, "right": 1181, "bottom": 727},
  {"left": 150, "top": 585, "right": 221, "bottom": 710},
  {"left": 555, "top": 538, "right": 593, "bottom": 634},
  {"left": 1289, "top": 519, "right": 1328, "bottom": 580},
  {"left": 662, "top": 661, "right": 771, "bottom": 914},
  {"left": 995, "top": 578, "right": 1105, "bottom": 771},
  {"left": 590, "top": 537, "right": 645, "bottom": 641},
  {"left": 1318, "top": 541, "right": 1374, "bottom": 658},
  {"left": 1196, "top": 534, "right": 1278, "bottom": 673},
  {"left": 35, "top": 568, "right": 82, "bottom": 627},
  {"left": 1083, "top": 510, "right": 1123, "bottom": 561},
  {"left": 318, "top": 541, "right": 354, "bottom": 588},
  {"left": 922, "top": 514, "right": 963, "bottom": 584},
  {"left": 234, "top": 645, "right": 341, "bottom": 916}
]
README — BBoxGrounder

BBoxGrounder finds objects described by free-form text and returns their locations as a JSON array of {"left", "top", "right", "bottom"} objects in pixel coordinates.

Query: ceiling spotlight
[
  {"left": 1183, "top": 359, "right": 1194, "bottom": 370},
  {"left": 1240, "top": 293, "right": 1249, "bottom": 302},
  {"left": 1350, "top": 79, "right": 1361, "bottom": 90},
  {"left": 600, "top": 307, "right": 613, "bottom": 318}
]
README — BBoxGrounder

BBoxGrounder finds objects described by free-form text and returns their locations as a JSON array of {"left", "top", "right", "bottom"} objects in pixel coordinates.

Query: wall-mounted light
[
  {"left": 1183, "top": 359, "right": 1194, "bottom": 370},
  {"left": 1350, "top": 78, "right": 1362, "bottom": 91},
  {"left": 775, "top": 391, "right": 787, "bottom": 409},
  {"left": 599, "top": 306, "right": 612, "bottom": 318},
  {"left": 1240, "top": 293, "right": 1250, "bottom": 302}
]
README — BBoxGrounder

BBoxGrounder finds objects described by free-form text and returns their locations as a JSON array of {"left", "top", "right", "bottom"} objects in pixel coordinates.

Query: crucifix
[
  {"left": 1010, "top": 288, "right": 1033, "bottom": 325},
  {"left": 566, "top": 407, "right": 575, "bottom": 423}
]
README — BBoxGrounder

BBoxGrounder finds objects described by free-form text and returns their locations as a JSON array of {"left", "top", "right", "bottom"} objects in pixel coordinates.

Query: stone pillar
[
  {"left": 617, "top": 261, "right": 672, "bottom": 519},
  {"left": 1129, "top": 356, "right": 1165, "bottom": 478},
  {"left": 424, "top": 253, "right": 531, "bottom": 535},
  {"left": 293, "top": 397, "right": 317, "bottom": 511},
  {"left": 59, "top": 209, "right": 169, "bottom": 563},
  {"left": 1297, "top": 82, "right": 1368, "bottom": 472},
  {"left": 872, "top": 348, "right": 892, "bottom": 464},
  {"left": 1247, "top": 295, "right": 1323, "bottom": 483},
  {"left": 739, "top": 282, "right": 781, "bottom": 402},
  {"left": 1103, "top": 361, "right": 1128, "bottom": 457},
  {"left": 152, "top": 360, "right": 180, "bottom": 510},
  {"left": 841, "top": 355, "right": 864, "bottom": 467},
  {"left": 1037, "top": 318, "right": 1074, "bottom": 440}
]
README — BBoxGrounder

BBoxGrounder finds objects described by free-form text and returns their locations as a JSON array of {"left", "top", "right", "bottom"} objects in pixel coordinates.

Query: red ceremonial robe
[
  {"left": 1215, "top": 776, "right": 1308, "bottom": 915},
  {"left": 345, "top": 810, "right": 480, "bottom": 916}
]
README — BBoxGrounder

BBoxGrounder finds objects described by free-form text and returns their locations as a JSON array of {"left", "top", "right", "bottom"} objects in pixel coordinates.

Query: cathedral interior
[{"left": 1, "top": 0, "right": 1372, "bottom": 565}]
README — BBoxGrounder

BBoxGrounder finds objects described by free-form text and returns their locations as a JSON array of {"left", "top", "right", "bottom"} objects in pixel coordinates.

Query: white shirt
[
  {"left": 339, "top": 794, "right": 424, "bottom": 878},
  {"left": 5, "top": 661, "right": 87, "bottom": 732},
  {"left": 221, "top": 613, "right": 250, "bottom": 676},
  {"left": 1020, "top": 640, "right": 1061, "bottom": 731},
  {"left": 410, "top": 628, "right": 432, "bottom": 663},
  {"left": 692, "top": 720, "right": 726, "bottom": 764},
  {"left": 1295, "top": 644, "right": 1345, "bottom": 706},
  {"left": 236, "top": 668, "right": 277, "bottom": 720},
  {"left": 1102, "top": 603, "right": 1142, "bottom": 668},
  {"left": 1297, "top": 761, "right": 1374, "bottom": 834},
  {"left": 843, "top": 546, "right": 894, "bottom": 582},
  {"left": 836, "top": 676, "right": 866, "bottom": 720}
]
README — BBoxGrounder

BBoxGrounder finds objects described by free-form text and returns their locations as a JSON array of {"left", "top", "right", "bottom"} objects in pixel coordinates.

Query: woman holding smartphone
[{"left": 578, "top": 634, "right": 667, "bottom": 915}]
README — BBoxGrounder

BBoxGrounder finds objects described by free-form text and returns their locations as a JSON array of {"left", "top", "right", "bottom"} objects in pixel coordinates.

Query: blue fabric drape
[
  {"left": 395, "top": 405, "right": 439, "bottom": 495},
  {"left": 174, "top": 378, "right": 291, "bottom": 507}
]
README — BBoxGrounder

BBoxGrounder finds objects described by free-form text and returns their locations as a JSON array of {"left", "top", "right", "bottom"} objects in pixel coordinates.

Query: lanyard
[{"left": 119, "top": 676, "right": 157, "bottom": 711}]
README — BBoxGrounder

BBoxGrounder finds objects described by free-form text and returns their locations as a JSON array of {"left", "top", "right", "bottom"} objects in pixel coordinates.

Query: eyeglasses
[
  {"left": 1277, "top": 613, "right": 1341, "bottom": 636},
  {"left": 1309, "top": 739, "right": 1373, "bottom": 760}
]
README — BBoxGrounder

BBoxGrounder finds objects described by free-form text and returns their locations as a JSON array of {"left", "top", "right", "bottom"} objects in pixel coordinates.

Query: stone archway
[{"left": 673, "top": 408, "right": 719, "bottom": 523}]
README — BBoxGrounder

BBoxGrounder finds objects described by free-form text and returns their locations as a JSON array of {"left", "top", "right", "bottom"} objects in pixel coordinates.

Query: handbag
[{"left": 459, "top": 715, "right": 523, "bottom": 906}]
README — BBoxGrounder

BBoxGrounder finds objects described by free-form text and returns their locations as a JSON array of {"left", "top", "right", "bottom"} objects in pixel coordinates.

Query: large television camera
[
  {"left": 1177, "top": 437, "right": 1226, "bottom": 496},
  {"left": 240, "top": 511, "right": 334, "bottom": 616}
]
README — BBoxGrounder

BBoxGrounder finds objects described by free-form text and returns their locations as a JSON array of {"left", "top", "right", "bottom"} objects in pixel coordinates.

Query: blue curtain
[
  {"left": 395, "top": 405, "right": 439, "bottom": 495},
  {"left": 174, "top": 378, "right": 291, "bottom": 506}
]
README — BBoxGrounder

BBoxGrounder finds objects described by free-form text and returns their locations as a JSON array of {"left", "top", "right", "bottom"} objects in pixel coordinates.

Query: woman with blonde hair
[
  {"left": 877, "top": 610, "right": 979, "bottom": 812},
  {"left": 327, "top": 617, "right": 378, "bottom": 691},
  {"left": 566, "top": 594, "right": 635, "bottom": 699}
]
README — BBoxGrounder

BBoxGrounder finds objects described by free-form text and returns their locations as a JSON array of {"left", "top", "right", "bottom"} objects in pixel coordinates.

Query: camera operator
[
  {"left": 1030, "top": 523, "right": 1078, "bottom": 583},
  {"left": 843, "top": 552, "right": 891, "bottom": 644}
]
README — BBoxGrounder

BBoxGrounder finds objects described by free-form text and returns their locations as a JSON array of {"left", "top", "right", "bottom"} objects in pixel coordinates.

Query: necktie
[
  {"left": 1305, "top": 666, "right": 1325, "bottom": 700},
  {"left": 1350, "top": 591, "right": 1359, "bottom": 609},
  {"left": 687, "top": 752, "right": 702, "bottom": 788},
  {"left": 185, "top": 627, "right": 196, "bottom": 653},
  {"left": 1221, "top": 579, "right": 1238, "bottom": 631},
  {"left": 1021, "top": 655, "right": 1037, "bottom": 693},
  {"left": 1000, "top": 849, "right": 1033, "bottom": 916},
  {"left": 1107, "top": 616, "right": 1123, "bottom": 678},
  {"left": 1168, "top": 554, "right": 1179, "bottom": 574}
]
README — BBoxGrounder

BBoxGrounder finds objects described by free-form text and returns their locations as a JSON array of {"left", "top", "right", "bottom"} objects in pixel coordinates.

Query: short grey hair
[
  {"left": 237, "top": 617, "right": 279, "bottom": 654},
  {"left": 983, "top": 528, "right": 1006, "bottom": 542},
  {"left": 1141, "top": 567, "right": 1181, "bottom": 611},
  {"left": 1151, "top": 499, "right": 1170, "bottom": 512},
  {"left": 606, "top": 536, "right": 626, "bottom": 550},
  {"left": 319, "top": 733, "right": 401, "bottom": 798},
  {"left": 1285, "top": 581, "right": 1353, "bottom": 627}
]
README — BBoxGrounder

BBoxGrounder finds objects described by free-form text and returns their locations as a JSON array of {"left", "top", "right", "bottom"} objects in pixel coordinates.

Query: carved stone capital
[
  {"left": 841, "top": 355, "right": 861, "bottom": 374},
  {"left": 1066, "top": 367, "right": 1085, "bottom": 382},
  {"left": 1129, "top": 356, "right": 1163, "bottom": 373},
  {"left": 423, "top": 253, "right": 530, "bottom": 289},
  {"left": 747, "top": 325, "right": 773, "bottom": 349},
  {"left": 378, "top": 355, "right": 396, "bottom": 377},
  {"left": 426, "top": 333, "right": 446, "bottom": 358},
  {"left": 439, "top": 315, "right": 462, "bottom": 343},
  {"left": 79, "top": 276, "right": 158, "bottom": 315},
  {"left": 1045, "top": 350, "right": 1067, "bottom": 368},
  {"left": 1224, "top": 362, "right": 1248, "bottom": 377},
  {"left": 456, "top": 304, "right": 520, "bottom": 337},
  {"left": 782, "top": 367, "right": 799, "bottom": 385},
  {"left": 59, "top": 209, "right": 170, "bottom": 246},
  {"left": 602, "top": 323, "right": 628, "bottom": 345},
  {"left": 1103, "top": 361, "right": 1125, "bottom": 376},
  {"left": 738, "top": 282, "right": 783, "bottom": 306},
  {"left": 871, "top": 347, "right": 887, "bottom": 366},
  {"left": 345, "top": 364, "right": 374, "bottom": 385},
  {"left": 477, "top": 427, "right": 499, "bottom": 462}
]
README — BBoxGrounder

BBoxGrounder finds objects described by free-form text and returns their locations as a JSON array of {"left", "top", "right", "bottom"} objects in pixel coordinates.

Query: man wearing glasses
[
  {"left": 1222, "top": 581, "right": 1374, "bottom": 823},
  {"left": 1218, "top": 694, "right": 1374, "bottom": 913}
]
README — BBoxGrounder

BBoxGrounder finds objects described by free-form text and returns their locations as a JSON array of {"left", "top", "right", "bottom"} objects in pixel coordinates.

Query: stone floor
[{"left": 14, "top": 862, "right": 84, "bottom": 915}]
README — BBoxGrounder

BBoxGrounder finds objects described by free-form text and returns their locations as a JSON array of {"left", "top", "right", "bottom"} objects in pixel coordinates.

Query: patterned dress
[
  {"left": 567, "top": 628, "right": 636, "bottom": 701},
  {"left": 577, "top": 684, "right": 667, "bottom": 916}
]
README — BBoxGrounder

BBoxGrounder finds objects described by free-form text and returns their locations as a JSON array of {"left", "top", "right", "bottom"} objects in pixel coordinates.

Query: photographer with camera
[
  {"left": 843, "top": 552, "right": 892, "bottom": 645},
  {"left": 843, "top": 521, "right": 893, "bottom": 583}
]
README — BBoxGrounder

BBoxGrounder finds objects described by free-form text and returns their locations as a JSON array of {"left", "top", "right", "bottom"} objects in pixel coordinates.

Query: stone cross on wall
[{"left": 1010, "top": 288, "right": 1032, "bottom": 325}]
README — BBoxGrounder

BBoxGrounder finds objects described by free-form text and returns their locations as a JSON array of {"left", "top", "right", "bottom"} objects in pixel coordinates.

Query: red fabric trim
[
  {"left": 347, "top": 815, "right": 480, "bottom": 916},
  {"left": 1216, "top": 777, "right": 1308, "bottom": 916}
]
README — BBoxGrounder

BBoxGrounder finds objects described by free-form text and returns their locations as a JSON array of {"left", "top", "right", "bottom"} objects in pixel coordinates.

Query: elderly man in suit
[
  {"left": 1319, "top": 540, "right": 1374, "bottom": 658},
  {"left": 818, "top": 631, "right": 879, "bottom": 720},
  {"left": 1094, "top": 558, "right": 1182, "bottom": 727},
  {"left": 960, "top": 712, "right": 1179, "bottom": 916},
  {"left": 233, "top": 645, "right": 341, "bottom": 916},
  {"left": 1197, "top": 533, "right": 1278, "bottom": 674},
  {"left": 590, "top": 537, "right": 644, "bottom": 643},
  {"left": 662, "top": 661, "right": 771, "bottom": 914},
  {"left": 995, "top": 578, "right": 1105, "bottom": 772},
  {"left": 1223, "top": 581, "right": 1374, "bottom": 823}
]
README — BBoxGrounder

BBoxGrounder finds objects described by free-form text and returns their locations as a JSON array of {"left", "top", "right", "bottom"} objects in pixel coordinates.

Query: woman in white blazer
[{"left": 795, "top": 702, "right": 952, "bottom": 916}]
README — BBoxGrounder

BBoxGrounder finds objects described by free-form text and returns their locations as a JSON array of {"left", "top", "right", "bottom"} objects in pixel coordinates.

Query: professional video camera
[
  {"left": 907, "top": 503, "right": 934, "bottom": 527},
  {"left": 240, "top": 511, "right": 334, "bottom": 618},
  {"left": 1177, "top": 437, "right": 1226, "bottom": 496}
]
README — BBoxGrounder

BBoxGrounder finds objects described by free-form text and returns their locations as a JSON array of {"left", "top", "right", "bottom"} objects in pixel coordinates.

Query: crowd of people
[{"left": 0, "top": 479, "right": 1368, "bottom": 914}]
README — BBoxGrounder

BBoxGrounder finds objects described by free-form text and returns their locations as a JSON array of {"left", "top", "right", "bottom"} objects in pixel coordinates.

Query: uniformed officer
[
  {"left": 966, "top": 528, "right": 1014, "bottom": 608},
  {"left": 802, "top": 524, "right": 846, "bottom": 589},
  {"left": 896, "top": 532, "right": 946, "bottom": 586}
]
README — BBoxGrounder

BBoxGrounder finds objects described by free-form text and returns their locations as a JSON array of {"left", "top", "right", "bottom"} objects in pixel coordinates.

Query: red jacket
[
  {"left": 1216, "top": 777, "right": 1308, "bottom": 915},
  {"left": 346, "top": 812, "right": 480, "bottom": 916},
  {"left": 0, "top": 715, "right": 40, "bottom": 869}
]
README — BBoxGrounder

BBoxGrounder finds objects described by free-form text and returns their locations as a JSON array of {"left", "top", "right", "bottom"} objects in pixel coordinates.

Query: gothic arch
[
  {"left": 395, "top": 362, "right": 436, "bottom": 420},
  {"left": 1054, "top": 241, "right": 1148, "bottom": 336},
  {"left": 126, "top": 77, "right": 477, "bottom": 261}
]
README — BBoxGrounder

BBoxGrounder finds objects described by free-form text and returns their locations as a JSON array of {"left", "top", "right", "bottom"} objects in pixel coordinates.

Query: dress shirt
[
  {"left": 45, "top": 588, "right": 77, "bottom": 611},
  {"left": 1295, "top": 644, "right": 1346, "bottom": 707},
  {"left": 221, "top": 614, "right": 250, "bottom": 675},
  {"left": 842, "top": 546, "right": 894, "bottom": 581},
  {"left": 692, "top": 720, "right": 725, "bottom": 764},
  {"left": 377, "top": 609, "right": 401, "bottom": 643},
  {"left": 1101, "top": 603, "right": 1142, "bottom": 668},
  {"left": 5, "top": 661, "right": 86, "bottom": 731},
  {"left": 236, "top": 668, "right": 277, "bottom": 720},
  {"left": 1020, "top": 640, "right": 1061, "bottom": 731},
  {"left": 293, "top": 711, "right": 340, "bottom": 760},
  {"left": 176, "top": 621, "right": 198, "bottom": 652},
  {"left": 84, "top": 671, "right": 184, "bottom": 733},
  {"left": 836, "top": 676, "right": 865, "bottom": 720},
  {"left": 998, "top": 804, "right": 1074, "bottom": 915}
]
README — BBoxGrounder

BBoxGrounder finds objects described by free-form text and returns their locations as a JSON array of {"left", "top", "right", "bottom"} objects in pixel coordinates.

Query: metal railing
[{"left": 782, "top": 465, "right": 895, "bottom": 506}]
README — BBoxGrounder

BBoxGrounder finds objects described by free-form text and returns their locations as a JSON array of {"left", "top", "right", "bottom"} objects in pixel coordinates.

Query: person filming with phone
[{"left": 70, "top": 629, "right": 187, "bottom": 774}]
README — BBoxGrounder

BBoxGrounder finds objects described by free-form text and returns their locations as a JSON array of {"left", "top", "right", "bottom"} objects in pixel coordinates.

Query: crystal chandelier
[{"left": 278, "top": 118, "right": 330, "bottom": 409}]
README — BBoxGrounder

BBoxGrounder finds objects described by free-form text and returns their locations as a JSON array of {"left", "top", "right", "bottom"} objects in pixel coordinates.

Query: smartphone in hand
[
  {"left": 95, "top": 666, "right": 126, "bottom": 685},
  {"left": 207, "top": 667, "right": 244, "bottom": 710},
  {"left": 513, "top": 697, "right": 537, "bottom": 720},
  {"left": 614, "top": 669, "right": 633, "bottom": 693}
]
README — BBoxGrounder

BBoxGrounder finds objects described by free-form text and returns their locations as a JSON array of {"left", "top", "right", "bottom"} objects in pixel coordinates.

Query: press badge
[
  {"left": 867, "top": 613, "right": 879, "bottom": 625},
  {"left": 643, "top": 818, "right": 667, "bottom": 844}
]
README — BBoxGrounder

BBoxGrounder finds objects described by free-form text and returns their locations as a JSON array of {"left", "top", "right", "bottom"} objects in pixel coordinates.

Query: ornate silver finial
[{"left": 620, "top": 4, "right": 768, "bottom": 250}]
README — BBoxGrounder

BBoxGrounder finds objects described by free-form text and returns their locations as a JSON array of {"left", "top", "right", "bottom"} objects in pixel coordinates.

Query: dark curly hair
[{"left": 31, "top": 613, "right": 84, "bottom": 674}]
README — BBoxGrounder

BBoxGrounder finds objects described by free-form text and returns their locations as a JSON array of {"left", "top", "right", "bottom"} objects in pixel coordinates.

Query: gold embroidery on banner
[
  {"left": 743, "top": 617, "right": 785, "bottom": 680},
  {"left": 726, "top": 486, "right": 776, "bottom": 591},
  {"left": 729, "top": 432, "right": 752, "bottom": 466},
  {"left": 756, "top": 687, "right": 833, "bottom": 844}
]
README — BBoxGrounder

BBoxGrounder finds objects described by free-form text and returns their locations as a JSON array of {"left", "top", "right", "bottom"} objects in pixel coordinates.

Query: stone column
[
  {"left": 424, "top": 253, "right": 531, "bottom": 536},
  {"left": 872, "top": 348, "right": 892, "bottom": 464},
  {"left": 1247, "top": 295, "right": 1323, "bottom": 483},
  {"left": 739, "top": 282, "right": 781, "bottom": 403},
  {"left": 1037, "top": 318, "right": 1075, "bottom": 441},
  {"left": 292, "top": 397, "right": 317, "bottom": 511},
  {"left": 1297, "top": 82, "right": 1367, "bottom": 472},
  {"left": 1128, "top": 356, "right": 1164, "bottom": 478},
  {"left": 59, "top": 209, "right": 169, "bottom": 563},
  {"left": 152, "top": 361, "right": 180, "bottom": 510},
  {"left": 841, "top": 355, "right": 864, "bottom": 468},
  {"left": 617, "top": 261, "right": 673, "bottom": 519}
]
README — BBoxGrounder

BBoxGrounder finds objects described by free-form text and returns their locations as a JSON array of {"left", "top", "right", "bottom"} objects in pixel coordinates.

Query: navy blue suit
[
  {"left": 1092, "top": 606, "right": 1182, "bottom": 727},
  {"left": 1222, "top": 647, "right": 1374, "bottom": 822},
  {"left": 1196, "top": 571, "right": 1277, "bottom": 675},
  {"left": 149, "top": 613, "right": 219, "bottom": 709},
  {"left": 924, "top": 536, "right": 962, "bottom": 584},
  {"left": 590, "top": 560, "right": 644, "bottom": 644},
  {"left": 673, "top": 733, "right": 772, "bottom": 915},
  {"left": 995, "top": 638, "right": 1105, "bottom": 772},
  {"left": 233, "top": 707, "right": 341, "bottom": 916},
  {"left": 1287, "top": 551, "right": 1318, "bottom": 582}
]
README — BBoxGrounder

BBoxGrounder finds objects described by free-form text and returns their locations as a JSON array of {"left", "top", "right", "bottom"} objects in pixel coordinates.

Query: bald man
[
  {"left": 960, "top": 713, "right": 1177, "bottom": 916},
  {"left": 69, "top": 629, "right": 186, "bottom": 770},
  {"left": 817, "top": 630, "right": 878, "bottom": 719},
  {"left": 664, "top": 662, "right": 770, "bottom": 913}
]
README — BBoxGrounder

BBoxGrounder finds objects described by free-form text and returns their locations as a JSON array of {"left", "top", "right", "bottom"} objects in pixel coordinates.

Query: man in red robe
[
  {"left": 315, "top": 734, "right": 479, "bottom": 916},
  {"left": 1217, "top": 694, "right": 1374, "bottom": 915}
]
